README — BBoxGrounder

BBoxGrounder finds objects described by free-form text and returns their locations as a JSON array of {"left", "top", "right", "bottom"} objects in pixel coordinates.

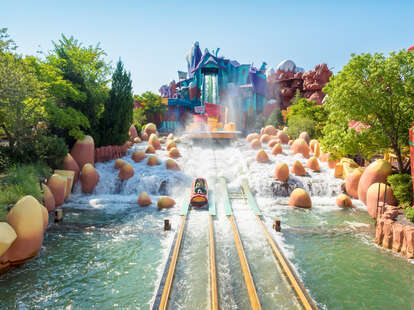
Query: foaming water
[{"left": 1, "top": 138, "right": 413, "bottom": 310}]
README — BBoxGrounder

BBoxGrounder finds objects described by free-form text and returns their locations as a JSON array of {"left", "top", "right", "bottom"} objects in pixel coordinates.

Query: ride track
[{"left": 152, "top": 149, "right": 318, "bottom": 310}]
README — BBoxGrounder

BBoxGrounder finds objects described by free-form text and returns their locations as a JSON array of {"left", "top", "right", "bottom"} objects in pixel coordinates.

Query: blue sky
[{"left": 2, "top": 0, "right": 413, "bottom": 94}]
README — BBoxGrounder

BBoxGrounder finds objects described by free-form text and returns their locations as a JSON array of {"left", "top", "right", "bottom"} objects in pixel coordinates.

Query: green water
[{"left": 261, "top": 200, "right": 414, "bottom": 310}]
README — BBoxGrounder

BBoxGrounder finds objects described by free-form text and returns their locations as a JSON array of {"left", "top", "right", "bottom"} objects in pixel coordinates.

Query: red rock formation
[
  {"left": 95, "top": 145, "right": 128, "bottom": 163},
  {"left": 291, "top": 160, "right": 306, "bottom": 176},
  {"left": 118, "top": 163, "right": 134, "bottom": 180},
  {"left": 276, "top": 131, "right": 289, "bottom": 144},
  {"left": 246, "top": 133, "right": 260, "bottom": 143},
  {"left": 42, "top": 184, "right": 56, "bottom": 212},
  {"left": 288, "top": 188, "right": 312, "bottom": 208},
  {"left": 267, "top": 62, "right": 332, "bottom": 108},
  {"left": 250, "top": 139, "right": 261, "bottom": 149},
  {"left": 345, "top": 169, "right": 363, "bottom": 199},
  {"left": 375, "top": 205, "right": 414, "bottom": 259},
  {"left": 47, "top": 174, "right": 66, "bottom": 207},
  {"left": 291, "top": 139, "right": 310, "bottom": 158},
  {"left": 274, "top": 163, "right": 289, "bottom": 182}
]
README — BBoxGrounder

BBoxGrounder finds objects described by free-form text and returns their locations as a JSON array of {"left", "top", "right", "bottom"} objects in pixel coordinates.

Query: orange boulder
[
  {"left": 145, "top": 145, "right": 156, "bottom": 154},
  {"left": 336, "top": 194, "right": 353, "bottom": 208},
  {"left": 268, "top": 139, "right": 279, "bottom": 148},
  {"left": 118, "top": 163, "right": 134, "bottom": 180},
  {"left": 166, "top": 159, "right": 180, "bottom": 171},
  {"left": 114, "top": 159, "right": 126, "bottom": 169},
  {"left": 141, "top": 132, "right": 149, "bottom": 141},
  {"left": 274, "top": 163, "right": 289, "bottom": 182},
  {"left": 129, "top": 124, "right": 138, "bottom": 140},
  {"left": 306, "top": 157, "right": 320, "bottom": 172},
  {"left": 168, "top": 147, "right": 181, "bottom": 159},
  {"left": 137, "top": 192, "right": 152, "bottom": 206},
  {"left": 256, "top": 150, "right": 270, "bottom": 163},
  {"left": 260, "top": 134, "right": 271, "bottom": 144},
  {"left": 42, "top": 184, "right": 56, "bottom": 212},
  {"left": 299, "top": 132, "right": 310, "bottom": 144},
  {"left": 47, "top": 174, "right": 66, "bottom": 207},
  {"left": 149, "top": 133, "right": 161, "bottom": 150},
  {"left": 3, "top": 196, "right": 45, "bottom": 264},
  {"left": 334, "top": 163, "right": 343, "bottom": 178},
  {"left": 134, "top": 137, "right": 142, "bottom": 144},
  {"left": 345, "top": 169, "right": 363, "bottom": 199},
  {"left": 70, "top": 135, "right": 95, "bottom": 169},
  {"left": 264, "top": 125, "right": 278, "bottom": 136},
  {"left": 143, "top": 123, "right": 157, "bottom": 136},
  {"left": 271, "top": 144, "right": 283, "bottom": 155},
  {"left": 291, "top": 139, "right": 310, "bottom": 158},
  {"left": 358, "top": 160, "right": 393, "bottom": 205},
  {"left": 277, "top": 131, "right": 289, "bottom": 144},
  {"left": 157, "top": 196, "right": 176, "bottom": 209},
  {"left": 250, "top": 139, "right": 261, "bottom": 149},
  {"left": 366, "top": 183, "right": 398, "bottom": 218},
  {"left": 0, "top": 223, "right": 17, "bottom": 258},
  {"left": 132, "top": 151, "right": 146, "bottom": 163},
  {"left": 292, "top": 160, "right": 307, "bottom": 176},
  {"left": 288, "top": 188, "right": 312, "bottom": 208},
  {"left": 246, "top": 133, "right": 260, "bottom": 143},
  {"left": 63, "top": 153, "right": 80, "bottom": 183},
  {"left": 166, "top": 140, "right": 177, "bottom": 151},
  {"left": 80, "top": 163, "right": 99, "bottom": 193},
  {"left": 147, "top": 155, "right": 159, "bottom": 166}
]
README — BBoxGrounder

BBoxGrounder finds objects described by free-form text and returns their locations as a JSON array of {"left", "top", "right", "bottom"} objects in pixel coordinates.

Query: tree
[
  {"left": 100, "top": 60, "right": 133, "bottom": 146},
  {"left": 286, "top": 98, "right": 327, "bottom": 139},
  {"left": 265, "top": 108, "right": 284, "bottom": 128},
  {"left": 0, "top": 28, "right": 17, "bottom": 53},
  {"left": 0, "top": 52, "right": 44, "bottom": 156},
  {"left": 135, "top": 91, "right": 166, "bottom": 125},
  {"left": 321, "top": 50, "right": 414, "bottom": 173},
  {"left": 46, "top": 35, "right": 110, "bottom": 144}
]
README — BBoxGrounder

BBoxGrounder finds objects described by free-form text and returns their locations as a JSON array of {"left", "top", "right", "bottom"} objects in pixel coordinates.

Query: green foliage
[
  {"left": 287, "top": 115, "right": 316, "bottom": 139},
  {"left": 46, "top": 34, "right": 110, "bottom": 143},
  {"left": 287, "top": 98, "right": 327, "bottom": 138},
  {"left": 0, "top": 28, "right": 17, "bottom": 53},
  {"left": 133, "top": 107, "right": 146, "bottom": 133},
  {"left": 405, "top": 206, "right": 414, "bottom": 222},
  {"left": 32, "top": 132, "right": 68, "bottom": 168},
  {"left": 0, "top": 52, "right": 46, "bottom": 154},
  {"left": 0, "top": 162, "right": 51, "bottom": 219},
  {"left": 387, "top": 174, "right": 413, "bottom": 205},
  {"left": 135, "top": 91, "right": 166, "bottom": 125},
  {"left": 265, "top": 108, "right": 284, "bottom": 128},
  {"left": 321, "top": 49, "right": 414, "bottom": 173},
  {"left": 0, "top": 147, "right": 11, "bottom": 172},
  {"left": 100, "top": 60, "right": 133, "bottom": 146}
]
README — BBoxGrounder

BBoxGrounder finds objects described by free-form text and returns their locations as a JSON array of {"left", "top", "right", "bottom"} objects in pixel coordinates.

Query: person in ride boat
[{"left": 194, "top": 180, "right": 206, "bottom": 194}]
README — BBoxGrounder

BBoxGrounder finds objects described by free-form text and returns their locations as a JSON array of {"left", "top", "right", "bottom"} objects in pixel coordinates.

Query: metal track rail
[
  {"left": 220, "top": 177, "right": 262, "bottom": 310},
  {"left": 241, "top": 180, "right": 318, "bottom": 310},
  {"left": 208, "top": 188, "right": 219, "bottom": 310},
  {"left": 153, "top": 194, "right": 190, "bottom": 310}
]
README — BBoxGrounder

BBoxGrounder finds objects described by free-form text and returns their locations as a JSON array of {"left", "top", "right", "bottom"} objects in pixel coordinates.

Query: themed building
[{"left": 158, "top": 42, "right": 269, "bottom": 132}]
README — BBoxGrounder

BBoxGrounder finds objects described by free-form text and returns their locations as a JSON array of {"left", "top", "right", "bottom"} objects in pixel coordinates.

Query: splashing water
[{"left": 0, "top": 139, "right": 413, "bottom": 310}]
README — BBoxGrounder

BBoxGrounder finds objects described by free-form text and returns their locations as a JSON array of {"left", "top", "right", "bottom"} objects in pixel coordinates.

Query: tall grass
[{"left": 0, "top": 162, "right": 51, "bottom": 220}]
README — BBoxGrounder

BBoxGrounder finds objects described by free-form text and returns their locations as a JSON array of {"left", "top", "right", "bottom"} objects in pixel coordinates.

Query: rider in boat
[{"left": 194, "top": 179, "right": 206, "bottom": 194}]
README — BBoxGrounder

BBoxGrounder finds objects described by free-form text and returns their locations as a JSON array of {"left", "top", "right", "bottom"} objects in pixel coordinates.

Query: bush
[
  {"left": 265, "top": 108, "right": 284, "bottom": 128},
  {"left": 405, "top": 206, "right": 414, "bottom": 222},
  {"left": 387, "top": 174, "right": 413, "bottom": 205},
  {"left": 0, "top": 146, "right": 12, "bottom": 172},
  {"left": 0, "top": 162, "right": 51, "bottom": 220},
  {"left": 33, "top": 134, "right": 68, "bottom": 168},
  {"left": 286, "top": 115, "right": 315, "bottom": 139}
]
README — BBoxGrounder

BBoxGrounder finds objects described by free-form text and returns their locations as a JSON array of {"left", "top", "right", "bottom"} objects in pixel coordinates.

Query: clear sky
[{"left": 2, "top": 0, "right": 413, "bottom": 94}]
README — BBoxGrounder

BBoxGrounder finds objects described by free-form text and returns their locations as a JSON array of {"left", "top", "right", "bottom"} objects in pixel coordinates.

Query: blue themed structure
[{"left": 158, "top": 42, "right": 269, "bottom": 132}]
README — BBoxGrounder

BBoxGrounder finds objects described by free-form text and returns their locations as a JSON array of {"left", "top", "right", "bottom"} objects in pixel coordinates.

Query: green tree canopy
[
  {"left": 134, "top": 91, "right": 166, "bottom": 125},
  {"left": 286, "top": 98, "right": 327, "bottom": 139},
  {"left": 46, "top": 34, "right": 111, "bottom": 144},
  {"left": 100, "top": 59, "right": 133, "bottom": 146},
  {"left": 321, "top": 49, "right": 414, "bottom": 172}
]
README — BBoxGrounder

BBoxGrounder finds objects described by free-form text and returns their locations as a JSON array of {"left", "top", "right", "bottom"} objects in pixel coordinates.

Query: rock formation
[
  {"left": 288, "top": 188, "right": 312, "bottom": 208},
  {"left": 70, "top": 135, "right": 95, "bottom": 169},
  {"left": 81, "top": 164, "right": 99, "bottom": 193}
]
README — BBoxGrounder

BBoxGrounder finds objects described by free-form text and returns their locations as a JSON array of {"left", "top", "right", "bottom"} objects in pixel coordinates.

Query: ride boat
[{"left": 190, "top": 178, "right": 208, "bottom": 207}]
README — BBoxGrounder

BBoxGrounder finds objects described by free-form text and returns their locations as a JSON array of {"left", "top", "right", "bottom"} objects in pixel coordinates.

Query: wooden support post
[
  {"left": 54, "top": 208, "right": 63, "bottom": 223},
  {"left": 164, "top": 219, "right": 171, "bottom": 231},
  {"left": 273, "top": 218, "right": 281, "bottom": 232}
]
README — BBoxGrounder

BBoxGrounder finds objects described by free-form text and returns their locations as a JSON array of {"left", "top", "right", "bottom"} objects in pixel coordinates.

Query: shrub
[
  {"left": 0, "top": 162, "right": 51, "bottom": 219},
  {"left": 387, "top": 174, "right": 413, "bottom": 205},
  {"left": 286, "top": 115, "right": 315, "bottom": 139},
  {"left": 265, "top": 108, "right": 284, "bottom": 128},
  {"left": 405, "top": 206, "right": 414, "bottom": 222}
]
